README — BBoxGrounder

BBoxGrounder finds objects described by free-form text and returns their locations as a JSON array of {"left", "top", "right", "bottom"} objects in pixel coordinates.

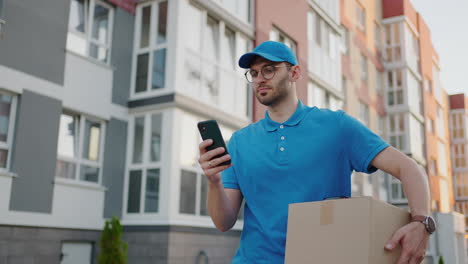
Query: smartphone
[{"left": 197, "top": 120, "right": 231, "bottom": 166}]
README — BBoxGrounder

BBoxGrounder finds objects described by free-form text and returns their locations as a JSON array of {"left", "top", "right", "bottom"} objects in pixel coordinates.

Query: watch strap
[{"left": 411, "top": 215, "right": 427, "bottom": 222}]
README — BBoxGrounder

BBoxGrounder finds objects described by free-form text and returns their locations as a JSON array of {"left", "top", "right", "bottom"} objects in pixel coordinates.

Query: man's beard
[{"left": 255, "top": 74, "right": 290, "bottom": 107}]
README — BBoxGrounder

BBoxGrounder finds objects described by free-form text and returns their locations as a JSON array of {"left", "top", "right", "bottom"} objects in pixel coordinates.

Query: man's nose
[{"left": 253, "top": 73, "right": 267, "bottom": 83}]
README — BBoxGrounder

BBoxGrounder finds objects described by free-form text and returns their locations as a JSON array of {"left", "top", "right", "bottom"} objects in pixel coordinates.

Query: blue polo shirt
[{"left": 222, "top": 100, "right": 390, "bottom": 264}]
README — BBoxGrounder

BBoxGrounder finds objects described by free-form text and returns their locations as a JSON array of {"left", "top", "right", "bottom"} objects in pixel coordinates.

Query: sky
[{"left": 410, "top": 0, "right": 468, "bottom": 95}]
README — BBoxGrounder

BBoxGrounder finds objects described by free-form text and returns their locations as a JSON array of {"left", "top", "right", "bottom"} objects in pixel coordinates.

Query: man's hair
[{"left": 284, "top": 62, "right": 294, "bottom": 70}]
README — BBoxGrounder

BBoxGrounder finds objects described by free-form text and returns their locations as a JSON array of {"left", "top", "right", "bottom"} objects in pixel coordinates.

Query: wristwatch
[{"left": 411, "top": 215, "right": 436, "bottom": 234}]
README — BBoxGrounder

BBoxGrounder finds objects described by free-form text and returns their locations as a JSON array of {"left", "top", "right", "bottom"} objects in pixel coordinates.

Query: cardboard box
[{"left": 285, "top": 197, "right": 411, "bottom": 264}]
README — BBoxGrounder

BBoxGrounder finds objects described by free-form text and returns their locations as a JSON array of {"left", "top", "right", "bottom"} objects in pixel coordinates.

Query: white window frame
[
  {"left": 66, "top": 0, "right": 114, "bottom": 64},
  {"left": 355, "top": 3, "right": 366, "bottom": 33},
  {"left": 341, "top": 28, "right": 349, "bottom": 54},
  {"left": 182, "top": 3, "right": 253, "bottom": 120},
  {"left": 383, "top": 22, "right": 402, "bottom": 63},
  {"left": 177, "top": 112, "right": 237, "bottom": 218},
  {"left": 56, "top": 112, "right": 106, "bottom": 186},
  {"left": 130, "top": 0, "right": 169, "bottom": 99},
  {"left": 361, "top": 53, "right": 368, "bottom": 81},
  {"left": 214, "top": 0, "right": 252, "bottom": 24},
  {"left": 388, "top": 113, "right": 407, "bottom": 152},
  {"left": 0, "top": 90, "right": 18, "bottom": 173},
  {"left": 374, "top": 21, "right": 381, "bottom": 51},
  {"left": 451, "top": 111, "right": 466, "bottom": 140},
  {"left": 386, "top": 70, "right": 404, "bottom": 106},
  {"left": 358, "top": 101, "right": 369, "bottom": 126},
  {"left": 179, "top": 166, "right": 208, "bottom": 217},
  {"left": 388, "top": 173, "right": 407, "bottom": 203},
  {"left": 455, "top": 173, "right": 468, "bottom": 200},
  {"left": 453, "top": 143, "right": 467, "bottom": 170},
  {"left": 436, "top": 105, "right": 445, "bottom": 139},
  {"left": 124, "top": 111, "right": 165, "bottom": 216}
]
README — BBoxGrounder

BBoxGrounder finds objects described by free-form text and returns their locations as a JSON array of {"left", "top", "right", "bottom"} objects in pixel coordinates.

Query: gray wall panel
[
  {"left": 102, "top": 118, "right": 127, "bottom": 218},
  {"left": 0, "top": 0, "right": 69, "bottom": 85},
  {"left": 10, "top": 90, "right": 61, "bottom": 213},
  {"left": 111, "top": 8, "right": 134, "bottom": 106}
]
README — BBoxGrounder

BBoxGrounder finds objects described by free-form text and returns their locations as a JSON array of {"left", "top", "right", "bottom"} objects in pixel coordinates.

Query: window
[
  {"left": 132, "top": 1, "right": 168, "bottom": 95},
  {"left": 389, "top": 175, "right": 406, "bottom": 202},
  {"left": 377, "top": 115, "right": 385, "bottom": 137},
  {"left": 184, "top": 3, "right": 252, "bottom": 118},
  {"left": 270, "top": 27, "right": 297, "bottom": 54},
  {"left": 436, "top": 106, "right": 445, "bottom": 138},
  {"left": 387, "top": 70, "right": 403, "bottom": 106},
  {"left": 56, "top": 113, "right": 105, "bottom": 184},
  {"left": 307, "top": 10, "right": 321, "bottom": 46},
  {"left": 308, "top": 10, "right": 337, "bottom": 58},
  {"left": 178, "top": 112, "right": 236, "bottom": 217},
  {"left": 424, "top": 79, "right": 432, "bottom": 94},
  {"left": 355, "top": 3, "right": 366, "bottom": 33},
  {"left": 426, "top": 118, "right": 434, "bottom": 133},
  {"left": 341, "top": 28, "right": 349, "bottom": 54},
  {"left": 384, "top": 23, "right": 402, "bottom": 62},
  {"left": 66, "top": 0, "right": 114, "bottom": 63},
  {"left": 455, "top": 173, "right": 468, "bottom": 198},
  {"left": 451, "top": 112, "right": 466, "bottom": 139},
  {"left": 359, "top": 102, "right": 369, "bottom": 126},
  {"left": 375, "top": 71, "right": 383, "bottom": 94},
  {"left": 437, "top": 141, "right": 448, "bottom": 177},
  {"left": 428, "top": 159, "right": 437, "bottom": 176},
  {"left": 307, "top": 82, "right": 342, "bottom": 110},
  {"left": 0, "top": 91, "right": 17, "bottom": 171},
  {"left": 126, "top": 113, "right": 163, "bottom": 213},
  {"left": 374, "top": 22, "right": 381, "bottom": 49},
  {"left": 453, "top": 144, "right": 467, "bottom": 169},
  {"left": 389, "top": 113, "right": 406, "bottom": 150},
  {"left": 361, "top": 54, "right": 368, "bottom": 81},
  {"left": 217, "top": 0, "right": 251, "bottom": 23}
]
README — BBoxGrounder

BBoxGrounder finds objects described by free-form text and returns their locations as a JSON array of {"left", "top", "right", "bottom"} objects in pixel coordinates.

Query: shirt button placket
[{"left": 278, "top": 125, "right": 287, "bottom": 164}]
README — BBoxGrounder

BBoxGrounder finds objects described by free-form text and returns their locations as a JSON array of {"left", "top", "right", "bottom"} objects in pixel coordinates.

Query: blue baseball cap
[{"left": 238, "top": 41, "right": 298, "bottom": 69}]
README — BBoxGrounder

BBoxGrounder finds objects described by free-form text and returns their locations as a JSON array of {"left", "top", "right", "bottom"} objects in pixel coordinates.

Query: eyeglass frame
[{"left": 244, "top": 63, "right": 292, "bottom": 83}]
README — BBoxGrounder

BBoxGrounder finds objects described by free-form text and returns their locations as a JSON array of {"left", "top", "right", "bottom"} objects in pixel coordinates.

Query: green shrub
[
  {"left": 98, "top": 217, "right": 128, "bottom": 264},
  {"left": 438, "top": 256, "right": 444, "bottom": 264}
]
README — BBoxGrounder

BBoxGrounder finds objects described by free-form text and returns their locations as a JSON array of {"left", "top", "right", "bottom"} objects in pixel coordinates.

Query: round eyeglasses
[{"left": 244, "top": 64, "right": 289, "bottom": 83}]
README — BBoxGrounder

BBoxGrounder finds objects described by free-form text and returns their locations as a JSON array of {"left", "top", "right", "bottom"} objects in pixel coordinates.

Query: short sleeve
[
  {"left": 221, "top": 133, "right": 240, "bottom": 189},
  {"left": 340, "top": 111, "right": 390, "bottom": 173}
]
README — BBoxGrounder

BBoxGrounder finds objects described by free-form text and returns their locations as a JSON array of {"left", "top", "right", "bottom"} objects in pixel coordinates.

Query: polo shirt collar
[{"left": 263, "top": 100, "right": 307, "bottom": 132}]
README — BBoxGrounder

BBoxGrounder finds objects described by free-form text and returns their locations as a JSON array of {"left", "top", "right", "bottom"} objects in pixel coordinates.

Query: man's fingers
[
  {"left": 206, "top": 163, "right": 232, "bottom": 176},
  {"left": 385, "top": 229, "right": 404, "bottom": 251},
  {"left": 199, "top": 147, "right": 226, "bottom": 164},
  {"left": 201, "top": 154, "right": 231, "bottom": 170},
  {"left": 198, "top": 139, "right": 213, "bottom": 155}
]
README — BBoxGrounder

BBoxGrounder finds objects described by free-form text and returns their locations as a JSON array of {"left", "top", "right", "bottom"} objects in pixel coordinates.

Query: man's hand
[
  {"left": 198, "top": 139, "right": 232, "bottom": 185},
  {"left": 384, "top": 222, "right": 429, "bottom": 264}
]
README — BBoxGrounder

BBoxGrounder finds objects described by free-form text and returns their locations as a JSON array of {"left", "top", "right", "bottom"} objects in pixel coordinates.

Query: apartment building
[
  {"left": 0, "top": 0, "right": 254, "bottom": 262},
  {"left": 382, "top": 0, "right": 466, "bottom": 262},
  {"left": 451, "top": 94, "right": 468, "bottom": 229},
  {"left": 340, "top": 0, "right": 388, "bottom": 201}
]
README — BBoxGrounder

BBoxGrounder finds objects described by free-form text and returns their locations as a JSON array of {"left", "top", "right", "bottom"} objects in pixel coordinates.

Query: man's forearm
[
  {"left": 207, "top": 182, "right": 238, "bottom": 232},
  {"left": 398, "top": 160, "right": 430, "bottom": 216}
]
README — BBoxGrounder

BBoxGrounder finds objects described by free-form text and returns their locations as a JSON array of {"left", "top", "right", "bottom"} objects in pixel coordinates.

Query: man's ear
[{"left": 290, "top": 65, "right": 302, "bottom": 82}]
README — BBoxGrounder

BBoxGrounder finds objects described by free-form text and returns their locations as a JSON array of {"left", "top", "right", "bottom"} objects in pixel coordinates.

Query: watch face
[{"left": 426, "top": 217, "right": 436, "bottom": 233}]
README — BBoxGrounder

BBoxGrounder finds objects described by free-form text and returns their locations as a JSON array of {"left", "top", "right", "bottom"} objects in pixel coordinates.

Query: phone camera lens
[{"left": 202, "top": 126, "right": 207, "bottom": 132}]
